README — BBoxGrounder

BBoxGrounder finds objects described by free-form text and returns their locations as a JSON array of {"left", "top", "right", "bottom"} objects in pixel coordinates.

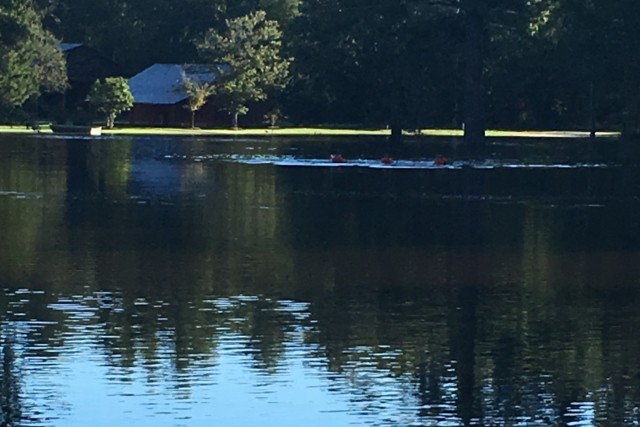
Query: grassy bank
[{"left": 0, "top": 125, "right": 621, "bottom": 138}]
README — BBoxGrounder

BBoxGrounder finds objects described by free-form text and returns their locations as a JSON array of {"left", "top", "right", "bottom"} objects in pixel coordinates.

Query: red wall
[
  {"left": 128, "top": 101, "right": 270, "bottom": 128},
  {"left": 128, "top": 101, "right": 222, "bottom": 127}
]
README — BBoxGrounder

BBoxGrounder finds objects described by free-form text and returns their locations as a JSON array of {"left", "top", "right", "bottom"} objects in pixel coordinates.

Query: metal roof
[
  {"left": 60, "top": 43, "right": 83, "bottom": 52},
  {"left": 128, "top": 64, "right": 220, "bottom": 105}
]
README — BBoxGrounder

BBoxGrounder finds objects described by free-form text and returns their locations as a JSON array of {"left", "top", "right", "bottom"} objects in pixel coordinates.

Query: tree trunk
[
  {"left": 589, "top": 80, "right": 596, "bottom": 139},
  {"left": 232, "top": 112, "right": 239, "bottom": 129},
  {"left": 191, "top": 110, "right": 196, "bottom": 129},
  {"left": 621, "top": 70, "right": 639, "bottom": 140},
  {"left": 390, "top": 123, "right": 403, "bottom": 144},
  {"left": 462, "top": 1, "right": 485, "bottom": 153}
]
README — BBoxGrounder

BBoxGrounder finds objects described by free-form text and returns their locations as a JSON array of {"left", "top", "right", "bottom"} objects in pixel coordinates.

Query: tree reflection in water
[
  {"left": 0, "top": 135, "right": 640, "bottom": 425},
  {"left": 1, "top": 333, "right": 22, "bottom": 426}
]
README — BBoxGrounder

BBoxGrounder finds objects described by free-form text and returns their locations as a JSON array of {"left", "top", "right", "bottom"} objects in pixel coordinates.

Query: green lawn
[
  {"left": 104, "top": 126, "right": 391, "bottom": 136},
  {"left": 0, "top": 124, "right": 621, "bottom": 138}
]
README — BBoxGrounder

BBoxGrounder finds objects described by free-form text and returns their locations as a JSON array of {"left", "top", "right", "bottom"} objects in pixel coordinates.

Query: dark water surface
[{"left": 1, "top": 134, "right": 640, "bottom": 426}]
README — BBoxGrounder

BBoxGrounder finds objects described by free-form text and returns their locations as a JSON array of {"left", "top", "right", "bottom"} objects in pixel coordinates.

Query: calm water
[{"left": 1, "top": 134, "right": 640, "bottom": 427}]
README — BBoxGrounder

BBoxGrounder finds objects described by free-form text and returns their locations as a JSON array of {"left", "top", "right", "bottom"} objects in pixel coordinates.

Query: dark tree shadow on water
[
  {"left": 449, "top": 284, "right": 480, "bottom": 426},
  {"left": 1, "top": 334, "right": 23, "bottom": 427}
]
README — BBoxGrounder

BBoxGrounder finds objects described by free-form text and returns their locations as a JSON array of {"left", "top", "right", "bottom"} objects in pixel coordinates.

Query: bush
[{"left": 87, "top": 77, "right": 134, "bottom": 128}]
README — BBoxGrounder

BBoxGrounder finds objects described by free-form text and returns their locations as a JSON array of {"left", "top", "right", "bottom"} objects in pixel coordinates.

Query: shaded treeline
[
  {"left": 3, "top": 0, "right": 640, "bottom": 135},
  {"left": 50, "top": 0, "right": 640, "bottom": 134}
]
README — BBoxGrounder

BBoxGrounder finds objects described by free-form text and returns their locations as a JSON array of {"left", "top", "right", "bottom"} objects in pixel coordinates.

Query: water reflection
[{"left": 1, "top": 135, "right": 640, "bottom": 426}]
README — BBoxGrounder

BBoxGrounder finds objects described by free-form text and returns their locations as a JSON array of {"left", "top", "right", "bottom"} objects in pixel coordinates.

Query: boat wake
[{"left": 161, "top": 154, "right": 612, "bottom": 170}]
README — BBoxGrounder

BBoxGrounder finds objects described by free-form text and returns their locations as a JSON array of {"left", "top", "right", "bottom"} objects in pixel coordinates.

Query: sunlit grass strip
[
  {"left": 484, "top": 129, "right": 620, "bottom": 138},
  {"left": 419, "top": 129, "right": 620, "bottom": 138},
  {"left": 103, "top": 127, "right": 391, "bottom": 136},
  {"left": 0, "top": 125, "right": 53, "bottom": 133},
  {"left": 104, "top": 127, "right": 622, "bottom": 138},
  {"left": 0, "top": 125, "right": 621, "bottom": 138}
]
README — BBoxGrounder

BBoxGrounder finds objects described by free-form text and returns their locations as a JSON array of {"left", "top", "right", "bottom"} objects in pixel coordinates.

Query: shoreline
[{"left": 0, "top": 125, "right": 621, "bottom": 139}]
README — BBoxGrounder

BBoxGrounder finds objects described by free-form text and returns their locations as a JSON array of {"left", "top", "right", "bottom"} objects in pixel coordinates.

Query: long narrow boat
[{"left": 50, "top": 124, "right": 102, "bottom": 136}]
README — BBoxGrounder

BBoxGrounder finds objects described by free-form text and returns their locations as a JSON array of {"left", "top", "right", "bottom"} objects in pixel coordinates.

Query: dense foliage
[
  {"left": 87, "top": 77, "right": 133, "bottom": 128},
  {"left": 0, "top": 0, "right": 66, "bottom": 118},
  {"left": 183, "top": 75, "right": 216, "bottom": 129},
  {"left": 2, "top": 0, "right": 640, "bottom": 136},
  {"left": 197, "top": 10, "right": 291, "bottom": 128}
]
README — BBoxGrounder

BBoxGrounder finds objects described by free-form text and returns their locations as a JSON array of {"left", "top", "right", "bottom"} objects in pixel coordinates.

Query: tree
[
  {"left": 288, "top": 0, "right": 461, "bottom": 138},
  {"left": 35, "top": 0, "right": 640, "bottom": 137},
  {"left": 435, "top": 0, "right": 535, "bottom": 150},
  {"left": 183, "top": 74, "right": 216, "bottom": 129},
  {"left": 257, "top": 0, "right": 301, "bottom": 26},
  {"left": 87, "top": 77, "right": 134, "bottom": 128},
  {"left": 460, "top": 0, "right": 486, "bottom": 150},
  {"left": 197, "top": 10, "right": 291, "bottom": 128},
  {"left": 288, "top": 0, "right": 552, "bottom": 146},
  {"left": 538, "top": 0, "right": 640, "bottom": 137},
  {"left": 0, "top": 0, "right": 66, "bottom": 116},
  {"left": 50, "top": 0, "right": 230, "bottom": 75}
]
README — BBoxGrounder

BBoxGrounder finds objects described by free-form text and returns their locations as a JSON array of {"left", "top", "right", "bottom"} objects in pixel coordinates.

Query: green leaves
[
  {"left": 0, "top": 0, "right": 66, "bottom": 111},
  {"left": 183, "top": 75, "right": 217, "bottom": 128},
  {"left": 197, "top": 10, "right": 291, "bottom": 127},
  {"left": 183, "top": 77, "right": 216, "bottom": 114},
  {"left": 289, "top": 0, "right": 461, "bottom": 127},
  {"left": 87, "top": 77, "right": 134, "bottom": 128}
]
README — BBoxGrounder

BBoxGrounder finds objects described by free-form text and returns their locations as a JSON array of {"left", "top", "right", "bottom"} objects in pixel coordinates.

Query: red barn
[{"left": 128, "top": 64, "right": 224, "bottom": 127}]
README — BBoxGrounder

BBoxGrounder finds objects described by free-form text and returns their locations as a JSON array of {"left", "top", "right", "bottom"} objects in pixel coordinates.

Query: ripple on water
[
  {"left": 159, "top": 152, "right": 614, "bottom": 170},
  {"left": 3, "top": 290, "right": 619, "bottom": 427},
  {"left": 564, "top": 401, "right": 596, "bottom": 426}
]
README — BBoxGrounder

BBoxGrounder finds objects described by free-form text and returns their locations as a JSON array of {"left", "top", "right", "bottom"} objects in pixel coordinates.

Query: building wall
[
  {"left": 128, "top": 101, "right": 221, "bottom": 127},
  {"left": 128, "top": 101, "right": 270, "bottom": 127}
]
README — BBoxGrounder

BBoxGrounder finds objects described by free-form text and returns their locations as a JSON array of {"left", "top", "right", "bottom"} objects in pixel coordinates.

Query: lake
[{"left": 0, "top": 134, "right": 639, "bottom": 426}]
